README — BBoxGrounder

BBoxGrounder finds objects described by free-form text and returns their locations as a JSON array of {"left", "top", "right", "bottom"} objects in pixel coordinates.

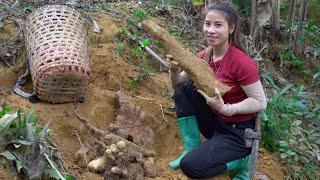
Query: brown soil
[{"left": 0, "top": 12, "right": 285, "bottom": 180}]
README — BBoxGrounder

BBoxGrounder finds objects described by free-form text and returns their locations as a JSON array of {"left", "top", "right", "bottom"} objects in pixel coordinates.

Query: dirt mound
[{"left": 0, "top": 11, "right": 285, "bottom": 180}]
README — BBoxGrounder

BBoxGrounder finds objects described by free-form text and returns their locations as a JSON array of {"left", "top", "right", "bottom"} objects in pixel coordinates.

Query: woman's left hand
[{"left": 197, "top": 88, "right": 225, "bottom": 112}]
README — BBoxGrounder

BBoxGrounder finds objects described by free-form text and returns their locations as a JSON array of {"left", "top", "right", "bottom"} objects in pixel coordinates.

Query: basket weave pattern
[{"left": 25, "top": 5, "right": 90, "bottom": 103}]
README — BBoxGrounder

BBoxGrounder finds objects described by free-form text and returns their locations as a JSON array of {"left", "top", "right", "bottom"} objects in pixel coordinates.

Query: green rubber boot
[
  {"left": 226, "top": 155, "right": 250, "bottom": 180},
  {"left": 168, "top": 116, "right": 201, "bottom": 170}
]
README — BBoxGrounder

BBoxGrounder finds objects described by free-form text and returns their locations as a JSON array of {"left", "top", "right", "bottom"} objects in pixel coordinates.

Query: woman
[{"left": 167, "top": 1, "right": 267, "bottom": 179}]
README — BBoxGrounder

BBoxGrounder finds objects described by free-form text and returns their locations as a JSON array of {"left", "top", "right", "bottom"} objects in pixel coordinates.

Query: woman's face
[{"left": 203, "top": 10, "right": 234, "bottom": 48}]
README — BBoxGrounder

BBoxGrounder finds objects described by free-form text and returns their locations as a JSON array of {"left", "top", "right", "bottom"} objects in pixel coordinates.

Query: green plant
[
  {"left": 262, "top": 85, "right": 319, "bottom": 179},
  {"left": 260, "top": 69, "right": 279, "bottom": 90},
  {"left": 280, "top": 49, "right": 307, "bottom": 73},
  {"left": 141, "top": 58, "right": 155, "bottom": 75},
  {"left": 0, "top": 107, "right": 73, "bottom": 179},
  {"left": 312, "top": 71, "right": 320, "bottom": 88},
  {"left": 232, "top": 0, "right": 250, "bottom": 16},
  {"left": 134, "top": 38, "right": 151, "bottom": 56},
  {"left": 128, "top": 75, "right": 142, "bottom": 93},
  {"left": 127, "top": 57, "right": 155, "bottom": 94},
  {"left": 133, "top": 8, "right": 148, "bottom": 20},
  {"left": 102, "top": 3, "right": 108, "bottom": 12},
  {"left": 115, "top": 41, "right": 127, "bottom": 55},
  {"left": 0, "top": 2, "right": 9, "bottom": 8}
]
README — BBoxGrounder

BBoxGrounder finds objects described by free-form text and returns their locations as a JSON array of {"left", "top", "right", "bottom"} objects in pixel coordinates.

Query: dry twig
[
  {"left": 73, "top": 130, "right": 89, "bottom": 171},
  {"left": 159, "top": 104, "right": 168, "bottom": 123}
]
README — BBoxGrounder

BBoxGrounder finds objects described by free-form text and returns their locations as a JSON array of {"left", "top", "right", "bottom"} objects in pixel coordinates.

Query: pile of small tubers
[{"left": 88, "top": 140, "right": 158, "bottom": 179}]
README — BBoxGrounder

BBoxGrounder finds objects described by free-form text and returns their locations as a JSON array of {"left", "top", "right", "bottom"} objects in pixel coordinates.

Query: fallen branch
[
  {"left": 73, "top": 105, "right": 156, "bottom": 157},
  {"left": 125, "top": 28, "right": 168, "bottom": 70},
  {"left": 73, "top": 130, "right": 89, "bottom": 171},
  {"left": 138, "top": 40, "right": 168, "bottom": 69}
]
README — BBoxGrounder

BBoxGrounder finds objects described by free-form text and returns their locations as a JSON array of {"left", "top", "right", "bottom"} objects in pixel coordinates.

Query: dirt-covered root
[
  {"left": 73, "top": 90, "right": 159, "bottom": 179},
  {"left": 114, "top": 91, "right": 155, "bottom": 150}
]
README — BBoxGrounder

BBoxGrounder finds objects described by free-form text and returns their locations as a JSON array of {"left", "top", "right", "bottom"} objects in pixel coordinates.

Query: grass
[
  {"left": 261, "top": 77, "right": 319, "bottom": 179},
  {"left": 0, "top": 107, "right": 74, "bottom": 179}
]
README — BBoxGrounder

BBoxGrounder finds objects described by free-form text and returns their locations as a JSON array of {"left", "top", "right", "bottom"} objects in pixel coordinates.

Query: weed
[
  {"left": 115, "top": 41, "right": 127, "bottom": 55},
  {"left": 312, "top": 71, "right": 320, "bottom": 88},
  {"left": 262, "top": 84, "right": 319, "bottom": 179},
  {"left": 0, "top": 107, "right": 73, "bottom": 179},
  {"left": 133, "top": 8, "right": 148, "bottom": 20},
  {"left": 280, "top": 49, "right": 307, "bottom": 73},
  {"left": 102, "top": 3, "right": 108, "bottom": 12},
  {"left": 128, "top": 75, "right": 142, "bottom": 93},
  {"left": 134, "top": 46, "right": 143, "bottom": 55},
  {"left": 141, "top": 58, "right": 155, "bottom": 75},
  {"left": 260, "top": 69, "right": 279, "bottom": 90},
  {"left": 134, "top": 38, "right": 151, "bottom": 56}
]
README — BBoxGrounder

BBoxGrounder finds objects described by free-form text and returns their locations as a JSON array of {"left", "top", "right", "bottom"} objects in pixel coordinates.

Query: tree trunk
[
  {"left": 286, "top": 0, "right": 296, "bottom": 27},
  {"left": 271, "top": 0, "right": 280, "bottom": 29},
  {"left": 250, "top": 0, "right": 258, "bottom": 46},
  {"left": 205, "top": 0, "right": 214, "bottom": 8},
  {"left": 294, "top": 0, "right": 307, "bottom": 56},
  {"left": 287, "top": 0, "right": 296, "bottom": 47}
]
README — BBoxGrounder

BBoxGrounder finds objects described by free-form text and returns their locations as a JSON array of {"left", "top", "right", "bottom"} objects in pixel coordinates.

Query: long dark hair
[{"left": 204, "top": 1, "right": 244, "bottom": 52}]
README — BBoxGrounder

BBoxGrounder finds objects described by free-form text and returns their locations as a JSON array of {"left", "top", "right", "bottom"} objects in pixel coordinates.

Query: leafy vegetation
[
  {"left": 280, "top": 49, "right": 307, "bottom": 73},
  {"left": 261, "top": 82, "right": 319, "bottom": 179},
  {"left": 0, "top": 107, "right": 73, "bottom": 179},
  {"left": 133, "top": 8, "right": 148, "bottom": 20}
]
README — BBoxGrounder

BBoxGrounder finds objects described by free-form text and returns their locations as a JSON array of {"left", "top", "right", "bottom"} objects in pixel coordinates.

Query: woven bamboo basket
[{"left": 24, "top": 5, "right": 90, "bottom": 103}]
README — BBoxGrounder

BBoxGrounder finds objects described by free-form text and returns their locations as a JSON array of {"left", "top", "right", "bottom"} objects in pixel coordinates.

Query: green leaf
[
  {"left": 102, "top": 3, "right": 108, "bottom": 12},
  {"left": 279, "top": 140, "right": 288, "bottom": 148},
  {"left": 133, "top": 8, "right": 148, "bottom": 20},
  {"left": 287, "top": 150, "right": 297, "bottom": 156},
  {"left": 9, "top": 139, "right": 34, "bottom": 146},
  {"left": 48, "top": 168, "right": 60, "bottom": 179},
  {"left": 66, "top": 175, "right": 75, "bottom": 180},
  {"left": 0, "top": 151, "right": 17, "bottom": 161},
  {"left": 134, "top": 46, "right": 142, "bottom": 55},
  {"left": 0, "top": 106, "right": 12, "bottom": 118},
  {"left": 0, "top": 113, "right": 17, "bottom": 134},
  {"left": 280, "top": 114, "right": 289, "bottom": 121},
  {"left": 15, "top": 159, "right": 24, "bottom": 172},
  {"left": 292, "top": 120, "right": 302, "bottom": 127},
  {"left": 142, "top": 39, "right": 151, "bottom": 47},
  {"left": 280, "top": 153, "right": 287, "bottom": 159}
]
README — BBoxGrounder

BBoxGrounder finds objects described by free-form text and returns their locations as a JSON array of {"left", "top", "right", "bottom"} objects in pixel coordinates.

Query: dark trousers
[{"left": 172, "top": 81, "right": 254, "bottom": 179}]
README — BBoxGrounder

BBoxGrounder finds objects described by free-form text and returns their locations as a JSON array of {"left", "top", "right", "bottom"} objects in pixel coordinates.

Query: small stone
[
  {"left": 111, "top": 166, "right": 121, "bottom": 174},
  {"left": 116, "top": 141, "right": 126, "bottom": 149}
]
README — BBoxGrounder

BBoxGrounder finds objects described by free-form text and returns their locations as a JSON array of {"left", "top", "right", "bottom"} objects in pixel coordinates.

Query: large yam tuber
[{"left": 142, "top": 19, "right": 230, "bottom": 96}]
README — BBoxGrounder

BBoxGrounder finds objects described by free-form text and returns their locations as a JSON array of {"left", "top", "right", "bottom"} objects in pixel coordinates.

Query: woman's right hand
[
  {"left": 166, "top": 54, "right": 179, "bottom": 72},
  {"left": 166, "top": 54, "right": 182, "bottom": 89}
]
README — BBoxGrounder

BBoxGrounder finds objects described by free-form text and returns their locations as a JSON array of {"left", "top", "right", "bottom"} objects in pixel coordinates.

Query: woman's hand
[
  {"left": 197, "top": 88, "right": 225, "bottom": 112},
  {"left": 166, "top": 54, "right": 179, "bottom": 72}
]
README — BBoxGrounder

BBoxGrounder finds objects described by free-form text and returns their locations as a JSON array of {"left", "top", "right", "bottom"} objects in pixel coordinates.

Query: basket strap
[{"left": 12, "top": 57, "right": 39, "bottom": 103}]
